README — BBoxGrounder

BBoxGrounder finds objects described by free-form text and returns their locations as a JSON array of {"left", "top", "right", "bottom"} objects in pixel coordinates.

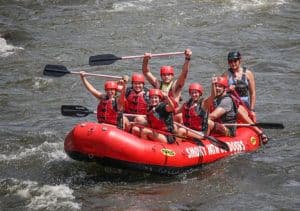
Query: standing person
[
  {"left": 222, "top": 51, "right": 256, "bottom": 121},
  {"left": 131, "top": 89, "right": 176, "bottom": 144},
  {"left": 176, "top": 83, "right": 213, "bottom": 139},
  {"left": 142, "top": 49, "right": 192, "bottom": 113},
  {"left": 124, "top": 73, "right": 149, "bottom": 123},
  {"left": 80, "top": 71, "right": 129, "bottom": 128}
]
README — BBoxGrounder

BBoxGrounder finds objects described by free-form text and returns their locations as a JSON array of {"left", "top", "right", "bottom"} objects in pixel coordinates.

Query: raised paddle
[
  {"left": 223, "top": 122, "right": 284, "bottom": 129},
  {"left": 43, "top": 64, "right": 122, "bottom": 79},
  {"left": 174, "top": 122, "right": 230, "bottom": 151},
  {"left": 89, "top": 51, "right": 185, "bottom": 66}
]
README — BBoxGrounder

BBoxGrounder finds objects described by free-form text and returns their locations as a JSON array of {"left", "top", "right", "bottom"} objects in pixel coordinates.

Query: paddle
[
  {"left": 174, "top": 122, "right": 230, "bottom": 151},
  {"left": 61, "top": 105, "right": 95, "bottom": 117},
  {"left": 223, "top": 122, "right": 284, "bottom": 129},
  {"left": 43, "top": 64, "right": 122, "bottom": 79},
  {"left": 231, "top": 89, "right": 255, "bottom": 121},
  {"left": 132, "top": 123, "right": 204, "bottom": 146},
  {"left": 89, "top": 51, "right": 184, "bottom": 66},
  {"left": 61, "top": 105, "right": 203, "bottom": 145}
]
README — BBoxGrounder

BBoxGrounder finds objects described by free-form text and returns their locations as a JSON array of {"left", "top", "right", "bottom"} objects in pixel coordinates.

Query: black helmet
[{"left": 228, "top": 51, "right": 241, "bottom": 60}]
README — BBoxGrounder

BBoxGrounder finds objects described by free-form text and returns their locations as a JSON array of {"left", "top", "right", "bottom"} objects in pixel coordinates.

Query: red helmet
[
  {"left": 149, "top": 89, "right": 163, "bottom": 99},
  {"left": 104, "top": 81, "right": 118, "bottom": 90},
  {"left": 160, "top": 66, "right": 174, "bottom": 75},
  {"left": 215, "top": 77, "right": 228, "bottom": 88},
  {"left": 131, "top": 73, "right": 145, "bottom": 83},
  {"left": 189, "top": 83, "right": 203, "bottom": 95}
]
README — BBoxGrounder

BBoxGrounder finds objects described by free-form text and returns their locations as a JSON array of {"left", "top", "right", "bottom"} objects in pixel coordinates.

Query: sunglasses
[{"left": 228, "top": 59, "right": 239, "bottom": 63}]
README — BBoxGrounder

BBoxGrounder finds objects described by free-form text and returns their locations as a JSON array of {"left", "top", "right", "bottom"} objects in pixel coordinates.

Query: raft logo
[
  {"left": 161, "top": 148, "right": 176, "bottom": 157},
  {"left": 250, "top": 136, "right": 256, "bottom": 145}
]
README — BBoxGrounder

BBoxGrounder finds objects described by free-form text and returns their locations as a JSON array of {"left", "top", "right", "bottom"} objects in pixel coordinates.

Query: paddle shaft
[
  {"left": 69, "top": 71, "right": 122, "bottom": 79},
  {"left": 121, "top": 52, "right": 184, "bottom": 60},
  {"left": 223, "top": 122, "right": 284, "bottom": 129},
  {"left": 89, "top": 51, "right": 185, "bottom": 66},
  {"left": 174, "top": 122, "right": 229, "bottom": 151},
  {"left": 132, "top": 123, "right": 203, "bottom": 145},
  {"left": 232, "top": 89, "right": 255, "bottom": 120}
]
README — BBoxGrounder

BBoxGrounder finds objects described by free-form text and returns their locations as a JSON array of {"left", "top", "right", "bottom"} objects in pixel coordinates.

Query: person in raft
[
  {"left": 207, "top": 76, "right": 238, "bottom": 137},
  {"left": 79, "top": 71, "right": 129, "bottom": 129},
  {"left": 222, "top": 51, "right": 257, "bottom": 121},
  {"left": 208, "top": 76, "right": 269, "bottom": 144},
  {"left": 131, "top": 88, "right": 176, "bottom": 144},
  {"left": 142, "top": 48, "right": 192, "bottom": 122},
  {"left": 123, "top": 73, "right": 149, "bottom": 124},
  {"left": 175, "top": 82, "right": 214, "bottom": 139}
]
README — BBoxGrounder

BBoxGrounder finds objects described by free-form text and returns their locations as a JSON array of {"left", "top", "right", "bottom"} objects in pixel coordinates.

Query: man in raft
[
  {"left": 207, "top": 76, "right": 238, "bottom": 137},
  {"left": 207, "top": 76, "right": 268, "bottom": 144},
  {"left": 131, "top": 88, "right": 176, "bottom": 144},
  {"left": 80, "top": 71, "right": 130, "bottom": 130},
  {"left": 142, "top": 49, "right": 192, "bottom": 122}
]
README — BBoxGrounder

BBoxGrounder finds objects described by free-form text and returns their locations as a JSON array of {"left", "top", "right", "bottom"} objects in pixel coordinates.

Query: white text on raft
[{"left": 185, "top": 140, "right": 245, "bottom": 158}]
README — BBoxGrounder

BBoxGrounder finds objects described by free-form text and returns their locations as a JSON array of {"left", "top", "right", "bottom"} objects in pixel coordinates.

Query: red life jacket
[
  {"left": 147, "top": 102, "right": 174, "bottom": 132},
  {"left": 125, "top": 87, "right": 149, "bottom": 115},
  {"left": 182, "top": 98, "right": 207, "bottom": 131},
  {"left": 97, "top": 96, "right": 118, "bottom": 125}
]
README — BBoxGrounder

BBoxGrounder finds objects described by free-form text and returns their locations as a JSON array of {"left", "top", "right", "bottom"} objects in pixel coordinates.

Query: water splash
[
  {"left": 229, "top": 0, "right": 287, "bottom": 11},
  {"left": 0, "top": 37, "right": 23, "bottom": 57},
  {"left": 1, "top": 178, "right": 81, "bottom": 210},
  {"left": 112, "top": 0, "right": 153, "bottom": 12}
]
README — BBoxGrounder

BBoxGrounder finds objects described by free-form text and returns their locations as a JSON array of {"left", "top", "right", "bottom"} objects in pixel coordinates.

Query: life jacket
[
  {"left": 159, "top": 80, "right": 180, "bottom": 108},
  {"left": 160, "top": 80, "right": 174, "bottom": 93},
  {"left": 97, "top": 95, "right": 118, "bottom": 125},
  {"left": 212, "top": 94, "right": 237, "bottom": 124},
  {"left": 125, "top": 87, "right": 149, "bottom": 114},
  {"left": 147, "top": 102, "right": 174, "bottom": 132},
  {"left": 228, "top": 67, "right": 250, "bottom": 105},
  {"left": 182, "top": 98, "right": 208, "bottom": 132}
]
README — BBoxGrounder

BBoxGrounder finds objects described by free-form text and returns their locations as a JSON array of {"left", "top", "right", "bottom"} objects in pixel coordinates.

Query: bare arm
[
  {"left": 142, "top": 53, "right": 160, "bottom": 88},
  {"left": 117, "top": 75, "right": 129, "bottom": 111},
  {"left": 209, "top": 107, "right": 226, "bottom": 120},
  {"left": 80, "top": 71, "right": 103, "bottom": 99},
  {"left": 247, "top": 70, "right": 256, "bottom": 110},
  {"left": 163, "top": 92, "right": 176, "bottom": 112},
  {"left": 173, "top": 49, "right": 192, "bottom": 94}
]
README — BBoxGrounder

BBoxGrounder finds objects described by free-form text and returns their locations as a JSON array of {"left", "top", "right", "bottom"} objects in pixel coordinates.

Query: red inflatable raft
[{"left": 64, "top": 122, "right": 262, "bottom": 175}]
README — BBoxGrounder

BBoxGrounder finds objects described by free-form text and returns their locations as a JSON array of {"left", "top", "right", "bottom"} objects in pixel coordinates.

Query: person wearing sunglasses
[{"left": 222, "top": 51, "right": 257, "bottom": 122}]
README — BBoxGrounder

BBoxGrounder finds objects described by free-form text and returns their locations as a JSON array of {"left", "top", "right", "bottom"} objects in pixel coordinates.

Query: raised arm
[
  {"left": 80, "top": 71, "right": 103, "bottom": 99},
  {"left": 142, "top": 53, "right": 160, "bottom": 88},
  {"left": 117, "top": 75, "right": 129, "bottom": 111},
  {"left": 173, "top": 49, "right": 192, "bottom": 94}
]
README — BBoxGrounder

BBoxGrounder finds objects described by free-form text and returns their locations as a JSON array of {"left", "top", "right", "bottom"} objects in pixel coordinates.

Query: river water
[{"left": 0, "top": 0, "right": 299, "bottom": 210}]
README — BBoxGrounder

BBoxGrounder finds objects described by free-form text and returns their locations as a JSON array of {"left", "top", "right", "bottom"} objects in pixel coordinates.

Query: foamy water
[
  {"left": 0, "top": 37, "right": 23, "bottom": 57},
  {"left": 2, "top": 178, "right": 81, "bottom": 210}
]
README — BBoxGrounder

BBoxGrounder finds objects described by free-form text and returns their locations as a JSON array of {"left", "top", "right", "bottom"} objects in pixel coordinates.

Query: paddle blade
[
  {"left": 61, "top": 105, "right": 93, "bottom": 117},
  {"left": 255, "top": 122, "right": 284, "bottom": 129},
  {"left": 89, "top": 54, "right": 122, "bottom": 66},
  {"left": 43, "top": 64, "right": 69, "bottom": 77}
]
